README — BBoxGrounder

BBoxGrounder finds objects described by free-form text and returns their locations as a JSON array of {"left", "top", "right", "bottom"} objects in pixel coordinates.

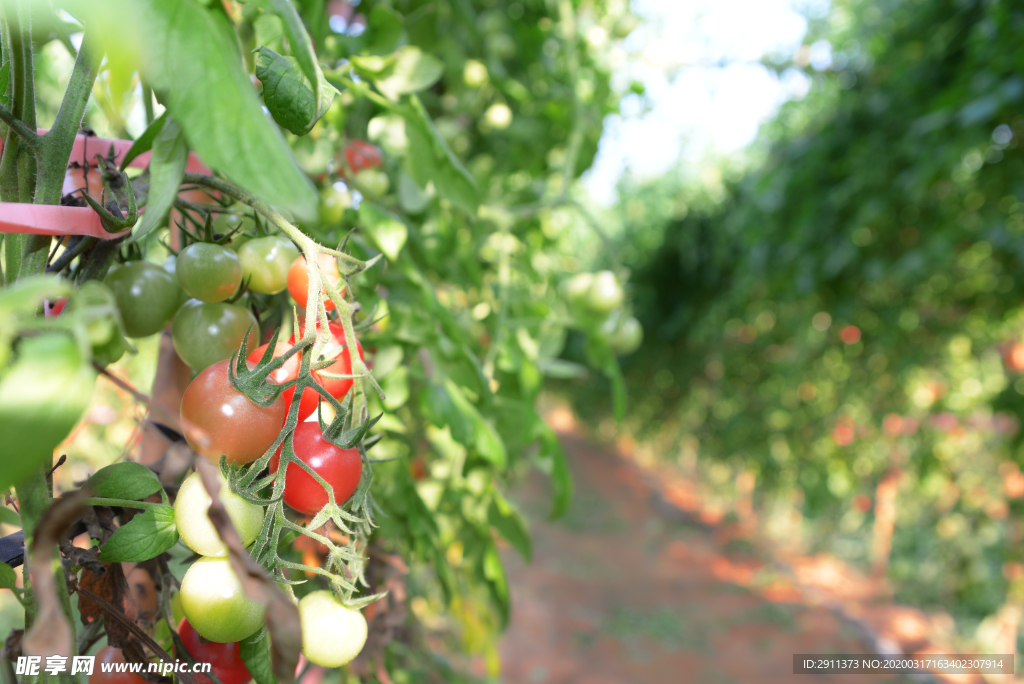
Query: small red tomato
[
  {"left": 177, "top": 618, "right": 252, "bottom": 684},
  {"left": 45, "top": 297, "right": 68, "bottom": 317},
  {"left": 180, "top": 358, "right": 287, "bottom": 464},
  {"left": 270, "top": 421, "right": 362, "bottom": 514},
  {"left": 89, "top": 647, "right": 147, "bottom": 683},
  {"left": 247, "top": 323, "right": 364, "bottom": 423},
  {"left": 344, "top": 140, "right": 381, "bottom": 174},
  {"left": 287, "top": 254, "right": 345, "bottom": 311}
]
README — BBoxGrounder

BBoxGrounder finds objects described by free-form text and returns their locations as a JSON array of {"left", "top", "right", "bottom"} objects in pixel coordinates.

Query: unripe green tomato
[
  {"left": 180, "top": 557, "right": 265, "bottom": 643},
  {"left": 237, "top": 236, "right": 299, "bottom": 295},
  {"left": 320, "top": 186, "right": 352, "bottom": 225},
  {"left": 608, "top": 316, "right": 643, "bottom": 355},
  {"left": 103, "top": 261, "right": 181, "bottom": 338},
  {"left": 171, "top": 300, "right": 259, "bottom": 371},
  {"left": 586, "top": 270, "right": 624, "bottom": 313},
  {"left": 176, "top": 243, "right": 243, "bottom": 303},
  {"left": 352, "top": 168, "right": 390, "bottom": 198},
  {"left": 65, "top": 281, "right": 130, "bottom": 367},
  {"left": 563, "top": 272, "right": 594, "bottom": 305},
  {"left": 174, "top": 470, "right": 264, "bottom": 557},
  {"left": 162, "top": 256, "right": 193, "bottom": 310},
  {"left": 214, "top": 213, "right": 255, "bottom": 251},
  {"left": 298, "top": 591, "right": 368, "bottom": 667}
]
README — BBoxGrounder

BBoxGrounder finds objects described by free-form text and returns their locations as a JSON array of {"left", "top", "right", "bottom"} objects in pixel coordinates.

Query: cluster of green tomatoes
[{"left": 563, "top": 270, "right": 643, "bottom": 355}]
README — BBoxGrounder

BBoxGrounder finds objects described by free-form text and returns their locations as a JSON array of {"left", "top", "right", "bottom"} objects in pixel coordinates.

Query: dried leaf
[
  {"left": 23, "top": 491, "right": 88, "bottom": 660},
  {"left": 195, "top": 459, "right": 300, "bottom": 684},
  {"left": 78, "top": 562, "right": 136, "bottom": 631},
  {"left": 58, "top": 541, "right": 106, "bottom": 576}
]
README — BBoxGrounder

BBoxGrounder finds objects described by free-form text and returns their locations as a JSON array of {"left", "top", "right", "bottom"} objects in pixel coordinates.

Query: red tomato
[
  {"left": 45, "top": 297, "right": 68, "bottom": 317},
  {"left": 344, "top": 140, "right": 381, "bottom": 174},
  {"left": 287, "top": 254, "right": 344, "bottom": 311},
  {"left": 270, "top": 421, "right": 362, "bottom": 514},
  {"left": 247, "top": 322, "right": 364, "bottom": 422},
  {"left": 177, "top": 618, "right": 252, "bottom": 684},
  {"left": 89, "top": 647, "right": 147, "bottom": 684},
  {"left": 180, "top": 358, "right": 287, "bottom": 464}
]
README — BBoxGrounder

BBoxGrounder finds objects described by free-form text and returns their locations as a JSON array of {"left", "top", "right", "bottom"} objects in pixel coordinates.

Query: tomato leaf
[
  {"left": 358, "top": 201, "right": 407, "bottom": 261},
  {"left": 364, "top": 6, "right": 404, "bottom": 55},
  {"left": 98, "top": 506, "right": 178, "bottom": 562},
  {"left": 80, "top": 0, "right": 317, "bottom": 222},
  {"left": 401, "top": 96, "right": 479, "bottom": 215},
  {"left": 119, "top": 111, "right": 168, "bottom": 171},
  {"left": 423, "top": 381, "right": 506, "bottom": 468},
  {"left": 0, "top": 334, "right": 96, "bottom": 493},
  {"left": 0, "top": 562, "right": 16, "bottom": 590},
  {"left": 127, "top": 116, "right": 188, "bottom": 245},
  {"left": 537, "top": 426, "right": 573, "bottom": 520},
  {"left": 374, "top": 46, "right": 444, "bottom": 101},
  {"left": 488, "top": 494, "right": 531, "bottom": 562},
  {"left": 0, "top": 506, "right": 20, "bottom": 528},
  {"left": 0, "top": 62, "right": 10, "bottom": 107},
  {"left": 86, "top": 462, "right": 162, "bottom": 501},
  {"left": 481, "top": 541, "right": 510, "bottom": 628},
  {"left": 255, "top": 47, "right": 337, "bottom": 136},
  {"left": 239, "top": 630, "right": 275, "bottom": 684},
  {"left": 261, "top": 0, "right": 329, "bottom": 124}
]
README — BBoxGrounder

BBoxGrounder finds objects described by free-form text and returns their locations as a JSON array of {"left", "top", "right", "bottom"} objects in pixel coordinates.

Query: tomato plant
[
  {"left": 175, "top": 243, "right": 243, "bottom": 303},
  {"left": 177, "top": 618, "right": 253, "bottom": 684},
  {"left": 287, "top": 253, "right": 344, "bottom": 311},
  {"left": 238, "top": 235, "right": 299, "bottom": 295},
  {"left": 270, "top": 421, "right": 362, "bottom": 515}
]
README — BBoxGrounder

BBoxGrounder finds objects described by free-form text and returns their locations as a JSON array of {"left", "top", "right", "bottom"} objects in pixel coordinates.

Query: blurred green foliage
[{"left": 578, "top": 0, "right": 1024, "bottom": 644}]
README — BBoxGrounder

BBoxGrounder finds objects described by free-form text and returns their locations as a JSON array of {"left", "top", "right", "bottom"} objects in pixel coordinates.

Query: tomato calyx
[{"left": 227, "top": 325, "right": 303, "bottom": 408}]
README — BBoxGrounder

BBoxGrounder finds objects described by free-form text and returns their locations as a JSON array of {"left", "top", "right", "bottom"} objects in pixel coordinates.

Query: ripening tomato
[
  {"left": 270, "top": 421, "right": 362, "bottom": 514},
  {"left": 176, "top": 243, "right": 243, "bottom": 303},
  {"left": 44, "top": 297, "right": 68, "bottom": 317},
  {"left": 287, "top": 254, "right": 344, "bottom": 311},
  {"left": 238, "top": 235, "right": 299, "bottom": 294},
  {"left": 177, "top": 618, "right": 252, "bottom": 684},
  {"left": 171, "top": 300, "right": 259, "bottom": 372},
  {"left": 180, "top": 557, "right": 265, "bottom": 643},
  {"left": 298, "top": 591, "right": 367, "bottom": 667},
  {"left": 174, "top": 470, "right": 264, "bottom": 557},
  {"left": 89, "top": 647, "right": 147, "bottom": 684},
  {"left": 104, "top": 261, "right": 181, "bottom": 337},
  {"left": 344, "top": 140, "right": 381, "bottom": 174},
  {"left": 586, "top": 270, "right": 624, "bottom": 313},
  {"left": 180, "top": 359, "right": 286, "bottom": 464}
]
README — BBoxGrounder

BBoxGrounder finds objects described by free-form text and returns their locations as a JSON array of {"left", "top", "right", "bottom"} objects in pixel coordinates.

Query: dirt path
[{"left": 498, "top": 432, "right": 907, "bottom": 684}]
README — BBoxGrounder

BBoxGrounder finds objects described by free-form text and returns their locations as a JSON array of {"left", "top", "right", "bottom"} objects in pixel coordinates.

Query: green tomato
[
  {"left": 352, "top": 168, "right": 390, "bottom": 198},
  {"left": 586, "top": 270, "right": 624, "bottom": 313},
  {"left": 0, "top": 334, "right": 96, "bottom": 491},
  {"left": 298, "top": 591, "right": 368, "bottom": 667},
  {"left": 65, "top": 281, "right": 131, "bottom": 367},
  {"left": 162, "top": 256, "right": 193, "bottom": 310},
  {"left": 562, "top": 272, "right": 594, "bottom": 305},
  {"left": 174, "top": 470, "right": 264, "bottom": 557},
  {"left": 214, "top": 213, "right": 255, "bottom": 250},
  {"left": 179, "top": 557, "right": 265, "bottom": 643},
  {"left": 608, "top": 316, "right": 643, "bottom": 355},
  {"left": 171, "top": 300, "right": 259, "bottom": 371},
  {"left": 176, "top": 243, "right": 243, "bottom": 303},
  {"left": 320, "top": 186, "right": 352, "bottom": 225},
  {"left": 104, "top": 261, "right": 181, "bottom": 338},
  {"left": 237, "top": 236, "right": 299, "bottom": 295}
]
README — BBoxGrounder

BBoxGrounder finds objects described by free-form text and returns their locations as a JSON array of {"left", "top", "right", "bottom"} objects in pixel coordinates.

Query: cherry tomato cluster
[{"left": 564, "top": 270, "right": 643, "bottom": 355}]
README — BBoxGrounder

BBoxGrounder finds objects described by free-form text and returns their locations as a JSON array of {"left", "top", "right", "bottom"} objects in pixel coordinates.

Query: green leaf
[
  {"left": 401, "top": 97, "right": 479, "bottom": 215},
  {"left": 358, "top": 201, "right": 407, "bottom": 260},
  {"left": 255, "top": 47, "right": 336, "bottom": 135},
  {"left": 98, "top": 505, "right": 178, "bottom": 562},
  {"left": 262, "top": 0, "right": 328, "bottom": 122},
  {"left": 439, "top": 379, "right": 506, "bottom": 468},
  {"left": 488, "top": 494, "right": 531, "bottom": 562},
  {"left": 87, "top": 462, "right": 162, "bottom": 501},
  {"left": 0, "top": 562, "right": 16, "bottom": 590},
  {"left": 239, "top": 630, "right": 274, "bottom": 684},
  {"left": 374, "top": 46, "right": 444, "bottom": 101},
  {"left": 0, "top": 62, "right": 10, "bottom": 107},
  {"left": 365, "top": 6, "right": 404, "bottom": 55},
  {"left": 538, "top": 427, "right": 573, "bottom": 519},
  {"left": 0, "top": 334, "right": 95, "bottom": 493},
  {"left": 127, "top": 117, "right": 188, "bottom": 244},
  {"left": 0, "top": 507, "right": 20, "bottom": 528},
  {"left": 481, "top": 541, "right": 510, "bottom": 628},
  {"left": 348, "top": 53, "right": 396, "bottom": 77},
  {"left": 119, "top": 111, "right": 167, "bottom": 171},
  {"left": 82, "top": 0, "right": 317, "bottom": 222}
]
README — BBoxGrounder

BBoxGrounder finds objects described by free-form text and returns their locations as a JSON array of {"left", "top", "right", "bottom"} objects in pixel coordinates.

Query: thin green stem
[
  {"left": 82, "top": 497, "right": 165, "bottom": 511},
  {"left": 0, "top": 103, "right": 38, "bottom": 150}
]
